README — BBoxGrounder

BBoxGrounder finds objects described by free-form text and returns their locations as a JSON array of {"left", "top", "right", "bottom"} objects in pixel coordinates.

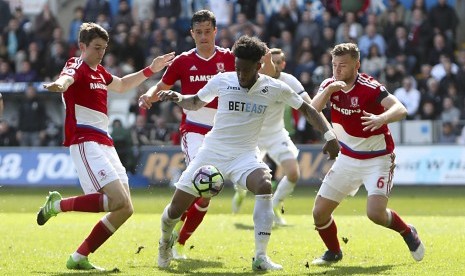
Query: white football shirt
[
  {"left": 197, "top": 72, "right": 304, "bottom": 155},
  {"left": 259, "top": 72, "right": 308, "bottom": 138}
]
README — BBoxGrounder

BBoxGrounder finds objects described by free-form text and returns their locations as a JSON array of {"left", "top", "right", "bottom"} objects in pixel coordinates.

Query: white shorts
[
  {"left": 318, "top": 153, "right": 396, "bottom": 203},
  {"left": 70, "top": 142, "right": 128, "bottom": 194},
  {"left": 258, "top": 131, "right": 299, "bottom": 164},
  {"left": 181, "top": 132, "right": 205, "bottom": 165},
  {"left": 175, "top": 147, "right": 270, "bottom": 196}
]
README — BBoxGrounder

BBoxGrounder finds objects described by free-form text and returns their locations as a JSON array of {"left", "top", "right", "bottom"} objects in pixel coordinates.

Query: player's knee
[
  {"left": 312, "top": 205, "right": 329, "bottom": 225},
  {"left": 287, "top": 170, "right": 300, "bottom": 183},
  {"left": 196, "top": 197, "right": 210, "bottom": 208},
  {"left": 108, "top": 192, "right": 129, "bottom": 211},
  {"left": 254, "top": 178, "right": 272, "bottom": 195}
]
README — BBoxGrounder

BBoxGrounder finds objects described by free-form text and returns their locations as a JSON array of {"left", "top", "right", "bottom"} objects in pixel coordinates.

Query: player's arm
[
  {"left": 157, "top": 90, "right": 207, "bottom": 111},
  {"left": 302, "top": 93, "right": 333, "bottom": 130},
  {"left": 361, "top": 94, "right": 408, "bottom": 132},
  {"left": 258, "top": 49, "right": 277, "bottom": 77},
  {"left": 43, "top": 75, "right": 75, "bottom": 93},
  {"left": 298, "top": 102, "right": 340, "bottom": 159},
  {"left": 108, "top": 52, "right": 174, "bottom": 93},
  {"left": 138, "top": 81, "right": 173, "bottom": 109},
  {"left": 311, "top": 81, "right": 347, "bottom": 112}
]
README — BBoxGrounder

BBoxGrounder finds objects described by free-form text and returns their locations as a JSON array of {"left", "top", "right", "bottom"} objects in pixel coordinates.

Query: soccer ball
[{"left": 192, "top": 165, "right": 224, "bottom": 198}]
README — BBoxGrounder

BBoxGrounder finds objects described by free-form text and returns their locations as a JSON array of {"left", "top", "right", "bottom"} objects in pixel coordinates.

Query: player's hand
[
  {"left": 148, "top": 52, "right": 175, "bottom": 73},
  {"left": 326, "top": 81, "right": 347, "bottom": 94},
  {"left": 43, "top": 82, "right": 65, "bottom": 92},
  {"left": 157, "top": 90, "right": 182, "bottom": 103},
  {"left": 361, "top": 111, "right": 386, "bottom": 132},
  {"left": 138, "top": 93, "right": 154, "bottom": 109},
  {"left": 322, "top": 139, "right": 340, "bottom": 160}
]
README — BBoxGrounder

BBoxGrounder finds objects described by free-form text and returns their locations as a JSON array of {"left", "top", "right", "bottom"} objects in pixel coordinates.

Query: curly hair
[
  {"left": 79, "top": 22, "right": 109, "bottom": 45},
  {"left": 232, "top": 36, "right": 267, "bottom": 63},
  {"left": 191, "top": 10, "right": 216, "bottom": 29}
]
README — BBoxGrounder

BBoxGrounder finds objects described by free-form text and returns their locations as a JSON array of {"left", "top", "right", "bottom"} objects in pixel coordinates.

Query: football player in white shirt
[
  {"left": 231, "top": 48, "right": 332, "bottom": 226},
  {"left": 154, "top": 36, "right": 340, "bottom": 271}
]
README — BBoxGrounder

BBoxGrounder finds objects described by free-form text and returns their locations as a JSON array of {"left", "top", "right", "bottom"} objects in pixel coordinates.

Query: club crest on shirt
[
  {"left": 260, "top": 86, "right": 269, "bottom": 94},
  {"left": 216, "top": 63, "right": 225, "bottom": 72},
  {"left": 98, "top": 169, "right": 107, "bottom": 181},
  {"left": 350, "top": 97, "right": 359, "bottom": 108}
]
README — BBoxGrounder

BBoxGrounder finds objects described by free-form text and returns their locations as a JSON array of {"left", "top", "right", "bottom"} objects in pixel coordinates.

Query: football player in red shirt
[
  {"left": 37, "top": 22, "right": 174, "bottom": 271},
  {"left": 310, "top": 42, "right": 425, "bottom": 265}
]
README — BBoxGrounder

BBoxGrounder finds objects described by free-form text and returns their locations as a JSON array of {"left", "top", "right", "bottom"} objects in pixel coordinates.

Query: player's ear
[{"left": 78, "top": 42, "right": 86, "bottom": 52}]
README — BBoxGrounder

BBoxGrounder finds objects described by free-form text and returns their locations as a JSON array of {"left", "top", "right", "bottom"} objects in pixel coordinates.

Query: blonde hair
[{"left": 331, "top": 43, "right": 360, "bottom": 61}]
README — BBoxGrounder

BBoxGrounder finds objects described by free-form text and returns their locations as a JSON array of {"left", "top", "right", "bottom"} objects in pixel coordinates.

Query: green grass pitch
[{"left": 1, "top": 185, "right": 464, "bottom": 275}]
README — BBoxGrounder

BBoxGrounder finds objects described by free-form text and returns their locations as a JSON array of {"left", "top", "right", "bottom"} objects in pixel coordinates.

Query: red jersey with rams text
[
  {"left": 59, "top": 57, "right": 114, "bottom": 147},
  {"left": 162, "top": 47, "right": 235, "bottom": 135},
  {"left": 318, "top": 73, "right": 394, "bottom": 159}
]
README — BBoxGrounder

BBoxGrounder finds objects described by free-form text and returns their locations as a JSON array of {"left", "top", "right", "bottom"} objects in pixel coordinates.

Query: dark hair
[
  {"left": 232, "top": 36, "right": 267, "bottom": 62},
  {"left": 191, "top": 10, "right": 216, "bottom": 29},
  {"left": 79, "top": 22, "right": 109, "bottom": 45}
]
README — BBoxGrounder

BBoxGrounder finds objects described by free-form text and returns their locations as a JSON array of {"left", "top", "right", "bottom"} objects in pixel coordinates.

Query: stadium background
[{"left": 1, "top": 0, "right": 465, "bottom": 187}]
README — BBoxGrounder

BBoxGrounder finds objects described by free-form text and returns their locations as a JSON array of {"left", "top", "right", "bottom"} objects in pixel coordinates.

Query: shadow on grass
[
  {"left": 304, "top": 264, "right": 396, "bottom": 275},
  {"left": 34, "top": 267, "right": 122, "bottom": 275},
  {"left": 233, "top": 222, "right": 254, "bottom": 230}
]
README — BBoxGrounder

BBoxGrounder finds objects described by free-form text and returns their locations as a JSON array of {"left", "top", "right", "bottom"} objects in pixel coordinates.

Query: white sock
[
  {"left": 272, "top": 176, "right": 296, "bottom": 208},
  {"left": 253, "top": 194, "right": 273, "bottom": 258},
  {"left": 161, "top": 204, "right": 181, "bottom": 242},
  {"left": 71, "top": 252, "right": 86, "bottom": 262},
  {"left": 53, "top": 200, "right": 61, "bottom": 213}
]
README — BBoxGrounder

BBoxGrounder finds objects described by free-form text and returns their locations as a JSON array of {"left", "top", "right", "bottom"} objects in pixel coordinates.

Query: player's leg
[
  {"left": 364, "top": 154, "right": 424, "bottom": 261},
  {"left": 232, "top": 184, "right": 248, "bottom": 214},
  {"left": 65, "top": 144, "right": 133, "bottom": 270},
  {"left": 272, "top": 158, "right": 299, "bottom": 225},
  {"left": 173, "top": 196, "right": 210, "bottom": 259},
  {"left": 172, "top": 132, "right": 207, "bottom": 258},
  {"left": 312, "top": 155, "right": 361, "bottom": 265},
  {"left": 159, "top": 188, "right": 196, "bottom": 268},
  {"left": 246, "top": 168, "right": 282, "bottom": 271}
]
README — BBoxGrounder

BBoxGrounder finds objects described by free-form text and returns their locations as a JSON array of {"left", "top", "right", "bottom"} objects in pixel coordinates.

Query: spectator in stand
[
  {"left": 438, "top": 122, "right": 457, "bottom": 144},
  {"left": 131, "top": 0, "right": 154, "bottom": 23},
  {"left": 421, "top": 77, "right": 443, "bottom": 116},
  {"left": 33, "top": 3, "right": 59, "bottom": 48},
  {"left": 416, "top": 63, "right": 432, "bottom": 93},
  {"left": 12, "top": 6, "right": 30, "bottom": 33},
  {"left": 17, "top": 84, "right": 47, "bottom": 146},
  {"left": 113, "top": 0, "right": 134, "bottom": 29},
  {"left": 130, "top": 114, "right": 153, "bottom": 147},
  {"left": 335, "top": 11, "right": 363, "bottom": 44},
  {"left": 153, "top": 0, "right": 181, "bottom": 24},
  {"left": 45, "top": 41, "right": 68, "bottom": 80},
  {"left": 443, "top": 83, "right": 463, "bottom": 110},
  {"left": 415, "top": 100, "right": 438, "bottom": 120},
  {"left": 440, "top": 96, "right": 460, "bottom": 124},
  {"left": 14, "top": 60, "right": 38, "bottom": 82},
  {"left": 378, "top": 0, "right": 407, "bottom": 27},
  {"left": 3, "top": 18, "right": 28, "bottom": 60},
  {"left": 382, "top": 63, "right": 404, "bottom": 93},
  {"left": 0, "top": 36, "right": 7, "bottom": 60},
  {"left": 236, "top": 0, "right": 259, "bottom": 21},
  {"left": 43, "top": 119, "right": 62, "bottom": 146},
  {"left": 0, "top": 92, "right": 2, "bottom": 118},
  {"left": 386, "top": 25, "right": 417, "bottom": 74},
  {"left": 83, "top": 0, "right": 111, "bottom": 23},
  {"left": 265, "top": 5, "right": 297, "bottom": 44},
  {"left": 361, "top": 44, "right": 386, "bottom": 79},
  {"left": 229, "top": 13, "right": 262, "bottom": 41},
  {"left": 431, "top": 54, "right": 459, "bottom": 82},
  {"left": 380, "top": 10, "right": 404, "bottom": 45},
  {"left": 358, "top": 24, "right": 387, "bottom": 58},
  {"left": 120, "top": 32, "right": 145, "bottom": 71},
  {"left": 27, "top": 41, "right": 45, "bottom": 79},
  {"left": 438, "top": 59, "right": 464, "bottom": 98},
  {"left": 68, "top": 6, "right": 84, "bottom": 55},
  {"left": 428, "top": 0, "right": 459, "bottom": 46},
  {"left": 320, "top": 26, "right": 336, "bottom": 53},
  {"left": 320, "top": 9, "right": 340, "bottom": 31},
  {"left": 0, "top": 0, "right": 12, "bottom": 34},
  {"left": 0, "top": 120, "right": 19, "bottom": 146},
  {"left": 150, "top": 117, "right": 171, "bottom": 145},
  {"left": 394, "top": 76, "right": 421, "bottom": 120},
  {"left": 111, "top": 119, "right": 136, "bottom": 174},
  {"left": 427, "top": 33, "right": 454, "bottom": 66},
  {"left": 407, "top": 8, "right": 433, "bottom": 66},
  {"left": 294, "top": 10, "right": 321, "bottom": 48},
  {"left": 0, "top": 60, "right": 14, "bottom": 82}
]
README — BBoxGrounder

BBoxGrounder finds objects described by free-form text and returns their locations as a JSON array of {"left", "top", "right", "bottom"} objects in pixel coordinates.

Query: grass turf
[{"left": 0, "top": 185, "right": 464, "bottom": 275}]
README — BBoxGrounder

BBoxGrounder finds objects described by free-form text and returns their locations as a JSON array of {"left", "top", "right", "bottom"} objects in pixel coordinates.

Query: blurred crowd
[{"left": 1, "top": 0, "right": 465, "bottom": 152}]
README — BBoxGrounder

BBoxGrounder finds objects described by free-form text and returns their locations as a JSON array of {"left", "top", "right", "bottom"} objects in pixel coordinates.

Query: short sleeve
[{"left": 197, "top": 73, "right": 221, "bottom": 103}]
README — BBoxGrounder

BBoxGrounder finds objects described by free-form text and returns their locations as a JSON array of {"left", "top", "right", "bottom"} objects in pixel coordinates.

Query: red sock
[
  {"left": 77, "top": 220, "right": 114, "bottom": 256},
  {"left": 178, "top": 198, "right": 208, "bottom": 245},
  {"left": 60, "top": 193, "right": 105, "bottom": 212},
  {"left": 388, "top": 210, "right": 411, "bottom": 236},
  {"left": 316, "top": 217, "right": 341, "bottom": 253}
]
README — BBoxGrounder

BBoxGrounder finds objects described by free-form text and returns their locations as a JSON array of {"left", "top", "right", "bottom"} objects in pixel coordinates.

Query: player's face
[
  {"left": 235, "top": 58, "right": 261, "bottom": 89},
  {"left": 191, "top": 21, "right": 217, "bottom": 51},
  {"left": 331, "top": 54, "right": 360, "bottom": 83},
  {"left": 81, "top": 38, "right": 108, "bottom": 67}
]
